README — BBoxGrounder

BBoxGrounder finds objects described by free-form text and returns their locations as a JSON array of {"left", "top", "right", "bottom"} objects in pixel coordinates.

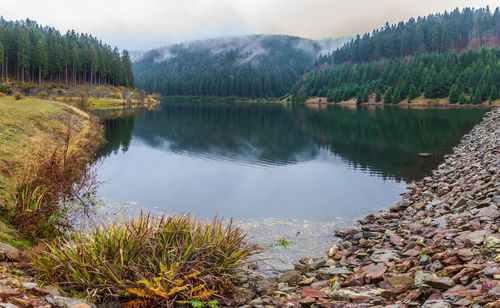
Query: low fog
[
  {"left": 133, "top": 35, "right": 352, "bottom": 64},
  {"left": 3, "top": 0, "right": 499, "bottom": 50}
]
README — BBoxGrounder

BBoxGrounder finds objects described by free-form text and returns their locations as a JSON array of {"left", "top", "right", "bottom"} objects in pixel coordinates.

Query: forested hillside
[
  {"left": 0, "top": 18, "right": 134, "bottom": 87},
  {"left": 300, "top": 48, "right": 500, "bottom": 104},
  {"left": 133, "top": 35, "right": 349, "bottom": 98},
  {"left": 295, "top": 7, "right": 500, "bottom": 104},
  {"left": 316, "top": 7, "right": 500, "bottom": 65}
]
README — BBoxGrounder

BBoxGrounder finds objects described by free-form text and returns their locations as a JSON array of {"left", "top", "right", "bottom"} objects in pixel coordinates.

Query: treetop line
[{"left": 0, "top": 18, "right": 134, "bottom": 88}]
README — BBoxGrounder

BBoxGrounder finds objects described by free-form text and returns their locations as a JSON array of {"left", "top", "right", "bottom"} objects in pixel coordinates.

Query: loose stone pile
[
  {"left": 239, "top": 108, "right": 499, "bottom": 307},
  {"left": 0, "top": 244, "right": 94, "bottom": 308}
]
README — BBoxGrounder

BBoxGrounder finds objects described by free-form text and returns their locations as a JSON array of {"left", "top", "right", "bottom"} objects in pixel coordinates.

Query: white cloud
[{"left": 5, "top": 0, "right": 499, "bottom": 50}]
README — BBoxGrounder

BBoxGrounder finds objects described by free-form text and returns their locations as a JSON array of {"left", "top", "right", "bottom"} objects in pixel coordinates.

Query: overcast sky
[{"left": 3, "top": 0, "right": 499, "bottom": 51}]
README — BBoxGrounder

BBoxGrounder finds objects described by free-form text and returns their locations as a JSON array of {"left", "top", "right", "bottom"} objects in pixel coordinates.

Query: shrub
[
  {"left": 0, "top": 92, "right": 6, "bottom": 97},
  {"left": 78, "top": 91, "right": 89, "bottom": 110},
  {"left": 92, "top": 86, "right": 107, "bottom": 98},
  {"left": 12, "top": 114, "right": 101, "bottom": 238},
  {"left": 22, "top": 83, "right": 36, "bottom": 95},
  {"left": 29, "top": 213, "right": 260, "bottom": 306},
  {"left": 37, "top": 91, "right": 49, "bottom": 99},
  {"left": 0, "top": 83, "right": 12, "bottom": 94},
  {"left": 14, "top": 92, "right": 24, "bottom": 100},
  {"left": 110, "top": 91, "right": 122, "bottom": 99}
]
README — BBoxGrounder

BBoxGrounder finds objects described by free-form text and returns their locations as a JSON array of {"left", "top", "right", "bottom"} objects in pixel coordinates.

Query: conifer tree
[
  {"left": 408, "top": 85, "right": 419, "bottom": 102},
  {"left": 384, "top": 87, "right": 393, "bottom": 103},
  {"left": 448, "top": 84, "right": 461, "bottom": 103}
]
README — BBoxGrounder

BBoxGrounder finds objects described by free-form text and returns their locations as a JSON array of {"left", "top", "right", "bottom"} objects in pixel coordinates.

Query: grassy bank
[
  {"left": 0, "top": 96, "right": 102, "bottom": 246},
  {"left": 0, "top": 81, "right": 161, "bottom": 111},
  {"left": 301, "top": 95, "right": 500, "bottom": 107}
]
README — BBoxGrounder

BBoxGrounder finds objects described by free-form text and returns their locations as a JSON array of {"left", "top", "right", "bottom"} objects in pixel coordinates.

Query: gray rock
[
  {"left": 422, "top": 299, "right": 451, "bottom": 308},
  {"left": 452, "top": 197, "right": 467, "bottom": 209},
  {"left": 484, "top": 266, "right": 500, "bottom": 277},
  {"left": 421, "top": 276, "right": 456, "bottom": 289},
  {"left": 278, "top": 270, "right": 302, "bottom": 284},
  {"left": 429, "top": 260, "right": 443, "bottom": 272},
  {"left": 21, "top": 282, "right": 38, "bottom": 290},
  {"left": 0, "top": 242, "right": 20, "bottom": 261},
  {"left": 489, "top": 285, "right": 500, "bottom": 296},
  {"left": 414, "top": 271, "right": 437, "bottom": 288},
  {"left": 433, "top": 214, "right": 452, "bottom": 228},
  {"left": 317, "top": 266, "right": 353, "bottom": 279},
  {"left": 370, "top": 249, "right": 400, "bottom": 263},
  {"left": 46, "top": 296, "right": 97, "bottom": 308},
  {"left": 309, "top": 258, "right": 326, "bottom": 270}
]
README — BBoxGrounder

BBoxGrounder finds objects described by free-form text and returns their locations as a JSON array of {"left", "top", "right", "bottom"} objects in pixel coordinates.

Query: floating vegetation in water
[{"left": 271, "top": 237, "right": 295, "bottom": 249}]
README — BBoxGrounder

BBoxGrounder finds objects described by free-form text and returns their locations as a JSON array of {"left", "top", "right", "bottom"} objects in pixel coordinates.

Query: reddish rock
[
  {"left": 0, "top": 291, "right": 24, "bottom": 300},
  {"left": 402, "top": 248, "right": 420, "bottom": 257},
  {"left": 31, "top": 286, "right": 52, "bottom": 295},
  {"left": 28, "top": 298, "right": 46, "bottom": 307},
  {"left": 362, "top": 264, "right": 387, "bottom": 280},
  {"left": 442, "top": 256, "right": 460, "bottom": 265},
  {"left": 380, "top": 286, "right": 409, "bottom": 299},
  {"left": 342, "top": 270, "right": 366, "bottom": 287},
  {"left": 301, "top": 287, "right": 326, "bottom": 298},
  {"left": 427, "top": 293, "right": 443, "bottom": 300},
  {"left": 456, "top": 248, "right": 474, "bottom": 262},
  {"left": 396, "top": 289, "right": 422, "bottom": 301},
  {"left": 481, "top": 279, "right": 499, "bottom": 292},
  {"left": 390, "top": 235, "right": 404, "bottom": 246},
  {"left": 299, "top": 297, "right": 316, "bottom": 307}
]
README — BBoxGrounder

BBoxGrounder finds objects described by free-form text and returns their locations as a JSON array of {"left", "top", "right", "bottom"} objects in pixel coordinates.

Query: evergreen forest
[{"left": 0, "top": 18, "right": 135, "bottom": 87}]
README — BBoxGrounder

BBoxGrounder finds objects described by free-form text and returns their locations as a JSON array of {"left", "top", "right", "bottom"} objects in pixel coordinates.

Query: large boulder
[{"left": 0, "top": 243, "right": 19, "bottom": 261}]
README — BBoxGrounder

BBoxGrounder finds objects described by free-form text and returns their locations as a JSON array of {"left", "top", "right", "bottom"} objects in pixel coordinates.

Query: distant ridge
[{"left": 133, "top": 34, "right": 351, "bottom": 98}]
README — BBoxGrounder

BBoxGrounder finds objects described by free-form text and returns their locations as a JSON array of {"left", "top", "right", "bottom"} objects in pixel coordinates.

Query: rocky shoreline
[{"left": 240, "top": 108, "right": 500, "bottom": 307}]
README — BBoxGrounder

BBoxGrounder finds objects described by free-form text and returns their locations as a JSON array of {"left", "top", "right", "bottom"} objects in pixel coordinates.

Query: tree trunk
[{"left": 39, "top": 68, "right": 42, "bottom": 85}]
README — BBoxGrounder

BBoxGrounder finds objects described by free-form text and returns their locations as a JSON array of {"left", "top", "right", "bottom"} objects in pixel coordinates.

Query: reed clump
[{"left": 28, "top": 213, "right": 260, "bottom": 307}]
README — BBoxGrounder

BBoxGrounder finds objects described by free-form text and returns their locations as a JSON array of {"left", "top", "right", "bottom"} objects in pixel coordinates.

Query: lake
[{"left": 93, "top": 103, "right": 486, "bottom": 270}]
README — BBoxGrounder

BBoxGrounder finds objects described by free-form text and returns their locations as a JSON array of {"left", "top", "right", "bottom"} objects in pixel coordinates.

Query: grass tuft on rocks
[{"left": 28, "top": 213, "right": 260, "bottom": 307}]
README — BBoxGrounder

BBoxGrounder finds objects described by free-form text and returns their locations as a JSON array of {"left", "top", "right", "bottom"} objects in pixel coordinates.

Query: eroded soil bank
[{"left": 239, "top": 108, "right": 500, "bottom": 307}]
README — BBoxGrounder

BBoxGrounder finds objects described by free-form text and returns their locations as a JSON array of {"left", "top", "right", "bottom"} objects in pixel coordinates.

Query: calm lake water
[{"left": 93, "top": 103, "right": 486, "bottom": 270}]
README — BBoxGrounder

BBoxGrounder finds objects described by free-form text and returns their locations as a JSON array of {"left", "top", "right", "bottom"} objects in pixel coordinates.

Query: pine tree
[
  {"left": 458, "top": 93, "right": 468, "bottom": 105},
  {"left": 471, "top": 89, "right": 482, "bottom": 105},
  {"left": 448, "top": 84, "right": 460, "bottom": 103},
  {"left": 375, "top": 88, "right": 381, "bottom": 102},
  {"left": 0, "top": 42, "right": 3, "bottom": 80},
  {"left": 392, "top": 88, "right": 401, "bottom": 103},
  {"left": 489, "top": 85, "right": 499, "bottom": 103},
  {"left": 384, "top": 87, "right": 393, "bottom": 103},
  {"left": 408, "top": 85, "right": 419, "bottom": 102}
]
